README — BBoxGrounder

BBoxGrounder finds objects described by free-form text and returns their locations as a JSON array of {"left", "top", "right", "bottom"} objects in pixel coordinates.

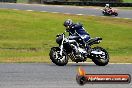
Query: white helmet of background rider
[{"left": 106, "top": 4, "right": 110, "bottom": 7}]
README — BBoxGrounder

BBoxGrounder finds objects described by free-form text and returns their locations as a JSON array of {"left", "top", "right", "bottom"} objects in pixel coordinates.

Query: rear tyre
[
  {"left": 49, "top": 47, "right": 68, "bottom": 66},
  {"left": 91, "top": 47, "right": 109, "bottom": 66}
]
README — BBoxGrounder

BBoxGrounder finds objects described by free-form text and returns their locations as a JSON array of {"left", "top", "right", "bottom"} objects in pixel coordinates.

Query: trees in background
[{"left": 0, "top": 0, "right": 17, "bottom": 2}]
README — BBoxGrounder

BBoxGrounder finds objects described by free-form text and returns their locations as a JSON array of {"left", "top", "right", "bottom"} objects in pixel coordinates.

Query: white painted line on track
[
  {"left": 40, "top": 11, "right": 47, "bottom": 13},
  {"left": 124, "top": 18, "right": 131, "bottom": 20},
  {"left": 7, "top": 3, "right": 14, "bottom": 4},
  {"left": 24, "top": 10, "right": 132, "bottom": 20},
  {"left": 51, "top": 12, "right": 59, "bottom": 14},
  {"left": 2, "top": 7, "right": 132, "bottom": 20},
  {"left": 76, "top": 14, "right": 84, "bottom": 16},
  {"left": 26, "top": 10, "right": 34, "bottom": 12},
  {"left": 78, "top": 7, "right": 84, "bottom": 9}
]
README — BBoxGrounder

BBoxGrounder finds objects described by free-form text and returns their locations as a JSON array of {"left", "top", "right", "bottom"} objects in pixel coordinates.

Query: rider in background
[{"left": 104, "top": 4, "right": 112, "bottom": 14}]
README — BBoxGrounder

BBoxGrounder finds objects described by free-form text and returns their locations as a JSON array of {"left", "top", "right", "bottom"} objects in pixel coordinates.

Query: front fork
[{"left": 59, "top": 34, "right": 65, "bottom": 56}]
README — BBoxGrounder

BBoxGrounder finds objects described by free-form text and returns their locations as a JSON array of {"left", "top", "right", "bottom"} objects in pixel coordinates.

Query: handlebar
[{"left": 56, "top": 31, "right": 67, "bottom": 37}]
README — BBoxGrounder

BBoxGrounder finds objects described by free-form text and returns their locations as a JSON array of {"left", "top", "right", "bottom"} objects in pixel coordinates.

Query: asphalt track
[
  {"left": 0, "top": 3, "right": 132, "bottom": 19},
  {"left": 0, "top": 63, "right": 131, "bottom": 88},
  {"left": 0, "top": 3, "right": 132, "bottom": 88}
]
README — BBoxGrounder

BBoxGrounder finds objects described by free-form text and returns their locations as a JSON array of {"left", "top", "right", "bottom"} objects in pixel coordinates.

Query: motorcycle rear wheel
[{"left": 91, "top": 47, "right": 109, "bottom": 66}]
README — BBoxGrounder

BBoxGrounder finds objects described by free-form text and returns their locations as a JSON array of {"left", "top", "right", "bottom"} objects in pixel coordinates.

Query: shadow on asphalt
[{"left": 48, "top": 63, "right": 100, "bottom": 67}]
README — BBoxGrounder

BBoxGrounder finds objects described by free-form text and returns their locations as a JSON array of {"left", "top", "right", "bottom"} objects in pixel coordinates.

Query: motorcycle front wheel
[
  {"left": 102, "top": 11, "right": 106, "bottom": 16},
  {"left": 91, "top": 47, "right": 109, "bottom": 66},
  {"left": 49, "top": 47, "right": 68, "bottom": 66},
  {"left": 114, "top": 13, "right": 118, "bottom": 16}
]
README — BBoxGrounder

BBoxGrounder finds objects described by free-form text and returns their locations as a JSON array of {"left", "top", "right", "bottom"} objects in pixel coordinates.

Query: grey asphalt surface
[
  {"left": 0, "top": 3, "right": 132, "bottom": 88},
  {"left": 0, "top": 63, "right": 131, "bottom": 88},
  {"left": 0, "top": 3, "right": 132, "bottom": 19}
]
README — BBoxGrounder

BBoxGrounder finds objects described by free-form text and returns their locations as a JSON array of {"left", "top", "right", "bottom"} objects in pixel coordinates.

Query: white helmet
[{"left": 106, "top": 4, "right": 109, "bottom": 7}]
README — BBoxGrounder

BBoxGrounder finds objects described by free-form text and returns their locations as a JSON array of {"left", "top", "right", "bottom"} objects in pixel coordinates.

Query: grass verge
[
  {"left": 17, "top": 0, "right": 28, "bottom": 3},
  {"left": 123, "top": 0, "right": 132, "bottom": 3},
  {"left": 0, "top": 9, "right": 132, "bottom": 63}
]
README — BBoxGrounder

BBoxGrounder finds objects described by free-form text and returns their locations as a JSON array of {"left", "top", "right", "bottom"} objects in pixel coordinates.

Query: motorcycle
[
  {"left": 49, "top": 30, "right": 109, "bottom": 66},
  {"left": 102, "top": 8, "right": 118, "bottom": 16}
]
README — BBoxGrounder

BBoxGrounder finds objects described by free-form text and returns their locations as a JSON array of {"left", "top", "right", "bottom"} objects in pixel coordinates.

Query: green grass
[
  {"left": 123, "top": 0, "right": 132, "bottom": 3},
  {"left": 0, "top": 9, "right": 132, "bottom": 63},
  {"left": 17, "top": 0, "right": 28, "bottom": 3}
]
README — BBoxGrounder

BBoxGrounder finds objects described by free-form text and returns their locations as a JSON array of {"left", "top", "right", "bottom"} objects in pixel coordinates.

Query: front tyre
[
  {"left": 102, "top": 11, "right": 106, "bottom": 16},
  {"left": 91, "top": 47, "right": 109, "bottom": 66},
  {"left": 114, "top": 13, "right": 118, "bottom": 16},
  {"left": 49, "top": 47, "right": 68, "bottom": 66}
]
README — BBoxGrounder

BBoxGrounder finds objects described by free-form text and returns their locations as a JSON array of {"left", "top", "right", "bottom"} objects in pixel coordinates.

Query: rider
[
  {"left": 104, "top": 4, "right": 112, "bottom": 14},
  {"left": 63, "top": 19, "right": 90, "bottom": 42}
]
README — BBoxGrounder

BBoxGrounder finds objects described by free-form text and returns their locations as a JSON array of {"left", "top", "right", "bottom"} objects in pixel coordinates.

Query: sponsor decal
[{"left": 76, "top": 67, "right": 131, "bottom": 85}]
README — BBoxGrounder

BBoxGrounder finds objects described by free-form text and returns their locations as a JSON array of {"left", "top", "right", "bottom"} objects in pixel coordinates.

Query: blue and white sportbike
[{"left": 49, "top": 28, "right": 109, "bottom": 66}]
